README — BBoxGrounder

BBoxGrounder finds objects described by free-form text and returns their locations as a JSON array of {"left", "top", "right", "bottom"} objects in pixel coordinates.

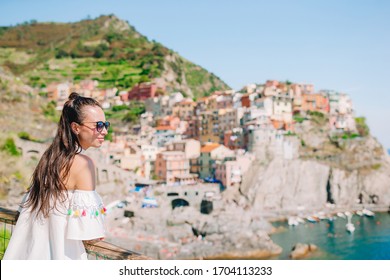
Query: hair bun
[{"left": 68, "top": 92, "right": 80, "bottom": 100}]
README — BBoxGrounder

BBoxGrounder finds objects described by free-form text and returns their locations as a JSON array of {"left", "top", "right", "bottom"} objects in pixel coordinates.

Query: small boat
[
  {"left": 362, "top": 208, "right": 375, "bottom": 217},
  {"left": 356, "top": 210, "right": 363, "bottom": 216},
  {"left": 315, "top": 211, "right": 325, "bottom": 219},
  {"left": 346, "top": 215, "right": 355, "bottom": 233},
  {"left": 337, "top": 212, "right": 346, "bottom": 218},
  {"left": 344, "top": 211, "right": 352, "bottom": 217},
  {"left": 346, "top": 222, "right": 355, "bottom": 233},
  {"left": 288, "top": 217, "right": 299, "bottom": 226},
  {"left": 306, "top": 216, "right": 319, "bottom": 223}
]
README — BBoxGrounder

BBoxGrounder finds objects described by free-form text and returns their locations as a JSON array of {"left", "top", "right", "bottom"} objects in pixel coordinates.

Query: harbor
[{"left": 270, "top": 211, "right": 390, "bottom": 260}]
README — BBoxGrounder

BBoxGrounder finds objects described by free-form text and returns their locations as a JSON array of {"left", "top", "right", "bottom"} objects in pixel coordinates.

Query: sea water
[{"left": 270, "top": 212, "right": 390, "bottom": 259}]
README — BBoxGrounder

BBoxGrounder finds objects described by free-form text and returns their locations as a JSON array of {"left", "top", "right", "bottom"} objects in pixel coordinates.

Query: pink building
[
  {"left": 172, "top": 100, "right": 196, "bottom": 120},
  {"left": 290, "top": 84, "right": 302, "bottom": 97},
  {"left": 156, "top": 115, "right": 181, "bottom": 130},
  {"left": 80, "top": 79, "right": 97, "bottom": 91},
  {"left": 301, "top": 84, "right": 315, "bottom": 94},
  {"left": 155, "top": 151, "right": 190, "bottom": 184},
  {"left": 265, "top": 80, "right": 279, "bottom": 87},
  {"left": 215, "top": 153, "right": 254, "bottom": 188},
  {"left": 47, "top": 82, "right": 71, "bottom": 102},
  {"left": 128, "top": 83, "right": 161, "bottom": 101}
]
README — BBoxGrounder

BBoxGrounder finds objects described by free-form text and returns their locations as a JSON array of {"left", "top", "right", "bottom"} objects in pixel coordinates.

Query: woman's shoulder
[
  {"left": 68, "top": 154, "right": 96, "bottom": 191},
  {"left": 73, "top": 154, "right": 95, "bottom": 169}
]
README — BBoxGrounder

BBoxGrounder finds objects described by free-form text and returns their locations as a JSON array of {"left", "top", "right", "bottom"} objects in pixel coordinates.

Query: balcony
[{"left": 0, "top": 207, "right": 150, "bottom": 260}]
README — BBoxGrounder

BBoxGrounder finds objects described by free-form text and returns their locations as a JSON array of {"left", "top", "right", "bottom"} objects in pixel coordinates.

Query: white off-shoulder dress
[{"left": 3, "top": 190, "right": 106, "bottom": 260}]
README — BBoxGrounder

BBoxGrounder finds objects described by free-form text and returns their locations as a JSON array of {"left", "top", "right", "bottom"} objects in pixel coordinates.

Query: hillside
[
  {"left": 0, "top": 14, "right": 229, "bottom": 99},
  {"left": 0, "top": 65, "right": 57, "bottom": 201}
]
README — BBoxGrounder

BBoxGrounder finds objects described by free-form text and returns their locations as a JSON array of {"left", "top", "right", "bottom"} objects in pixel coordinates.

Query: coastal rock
[
  {"left": 106, "top": 200, "right": 281, "bottom": 260},
  {"left": 239, "top": 135, "right": 390, "bottom": 212},
  {"left": 241, "top": 158, "right": 329, "bottom": 211},
  {"left": 289, "top": 243, "right": 317, "bottom": 259}
]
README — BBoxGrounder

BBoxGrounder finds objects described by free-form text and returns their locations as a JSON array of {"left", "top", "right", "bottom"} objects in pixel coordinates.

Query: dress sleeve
[{"left": 66, "top": 191, "right": 106, "bottom": 240}]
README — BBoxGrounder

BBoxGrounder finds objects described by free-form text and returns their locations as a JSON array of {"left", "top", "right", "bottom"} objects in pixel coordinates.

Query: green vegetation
[
  {"left": 17, "top": 131, "right": 31, "bottom": 140},
  {"left": 307, "top": 110, "right": 327, "bottom": 125},
  {"left": 122, "top": 102, "right": 145, "bottom": 123},
  {"left": 371, "top": 163, "right": 381, "bottom": 170},
  {"left": 1, "top": 138, "right": 21, "bottom": 156},
  {"left": 105, "top": 125, "right": 113, "bottom": 142},
  {"left": 341, "top": 133, "right": 360, "bottom": 140},
  {"left": 183, "top": 60, "right": 228, "bottom": 100},
  {"left": 355, "top": 117, "right": 369, "bottom": 137},
  {"left": 0, "top": 229, "right": 11, "bottom": 259},
  {"left": 285, "top": 131, "right": 297, "bottom": 136},
  {"left": 112, "top": 104, "right": 129, "bottom": 112},
  {"left": 17, "top": 131, "right": 44, "bottom": 143},
  {"left": 13, "top": 171, "right": 23, "bottom": 181},
  {"left": 293, "top": 114, "right": 306, "bottom": 123},
  {"left": 0, "top": 14, "right": 229, "bottom": 101},
  {"left": 308, "top": 111, "right": 325, "bottom": 118},
  {"left": 104, "top": 101, "right": 145, "bottom": 124},
  {"left": 42, "top": 101, "right": 60, "bottom": 123},
  {"left": 38, "top": 91, "right": 48, "bottom": 97}
]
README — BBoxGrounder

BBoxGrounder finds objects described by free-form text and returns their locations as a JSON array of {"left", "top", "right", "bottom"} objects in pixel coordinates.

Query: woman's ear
[{"left": 71, "top": 122, "right": 80, "bottom": 135}]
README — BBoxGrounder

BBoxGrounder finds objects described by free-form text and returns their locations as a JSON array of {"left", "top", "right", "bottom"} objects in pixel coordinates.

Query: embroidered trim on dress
[{"left": 67, "top": 205, "right": 106, "bottom": 218}]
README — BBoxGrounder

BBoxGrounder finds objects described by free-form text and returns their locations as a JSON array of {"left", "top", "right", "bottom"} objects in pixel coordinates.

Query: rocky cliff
[{"left": 237, "top": 116, "right": 390, "bottom": 214}]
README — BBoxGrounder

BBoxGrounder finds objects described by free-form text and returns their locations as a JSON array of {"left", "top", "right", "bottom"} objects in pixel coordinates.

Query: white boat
[
  {"left": 362, "top": 208, "right": 375, "bottom": 217},
  {"left": 306, "top": 216, "right": 319, "bottom": 223},
  {"left": 288, "top": 217, "right": 299, "bottom": 226},
  {"left": 337, "top": 212, "right": 346, "bottom": 218},
  {"left": 356, "top": 210, "right": 363, "bottom": 216},
  {"left": 316, "top": 211, "right": 326, "bottom": 220},
  {"left": 346, "top": 215, "right": 355, "bottom": 233},
  {"left": 346, "top": 222, "right": 355, "bottom": 233}
]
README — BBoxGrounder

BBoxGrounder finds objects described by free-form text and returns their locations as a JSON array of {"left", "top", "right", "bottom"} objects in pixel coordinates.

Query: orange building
[{"left": 301, "top": 93, "right": 329, "bottom": 114}]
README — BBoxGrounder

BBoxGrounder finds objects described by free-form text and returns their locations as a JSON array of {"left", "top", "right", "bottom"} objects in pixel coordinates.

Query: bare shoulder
[
  {"left": 68, "top": 154, "right": 96, "bottom": 191},
  {"left": 73, "top": 154, "right": 95, "bottom": 170}
]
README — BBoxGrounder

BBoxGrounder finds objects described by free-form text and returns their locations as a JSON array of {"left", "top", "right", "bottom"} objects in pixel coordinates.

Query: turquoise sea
[{"left": 270, "top": 212, "right": 390, "bottom": 260}]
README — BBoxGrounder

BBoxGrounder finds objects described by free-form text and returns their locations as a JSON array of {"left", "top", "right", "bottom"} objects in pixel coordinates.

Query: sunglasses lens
[
  {"left": 96, "top": 121, "right": 110, "bottom": 132},
  {"left": 96, "top": 122, "right": 104, "bottom": 132}
]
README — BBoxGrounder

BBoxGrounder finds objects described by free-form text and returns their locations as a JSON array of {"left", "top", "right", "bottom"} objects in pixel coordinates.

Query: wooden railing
[{"left": 0, "top": 207, "right": 150, "bottom": 260}]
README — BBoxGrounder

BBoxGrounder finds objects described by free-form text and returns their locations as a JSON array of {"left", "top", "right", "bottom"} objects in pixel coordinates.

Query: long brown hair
[{"left": 24, "top": 92, "right": 102, "bottom": 217}]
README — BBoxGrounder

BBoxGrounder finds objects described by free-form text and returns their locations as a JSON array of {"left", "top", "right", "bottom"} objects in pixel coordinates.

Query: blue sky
[{"left": 1, "top": 0, "right": 390, "bottom": 149}]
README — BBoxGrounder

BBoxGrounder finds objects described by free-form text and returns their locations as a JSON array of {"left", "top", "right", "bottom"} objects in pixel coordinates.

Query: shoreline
[{"left": 262, "top": 203, "right": 389, "bottom": 224}]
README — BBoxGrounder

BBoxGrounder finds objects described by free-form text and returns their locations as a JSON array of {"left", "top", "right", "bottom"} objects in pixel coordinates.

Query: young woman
[{"left": 3, "top": 92, "right": 109, "bottom": 259}]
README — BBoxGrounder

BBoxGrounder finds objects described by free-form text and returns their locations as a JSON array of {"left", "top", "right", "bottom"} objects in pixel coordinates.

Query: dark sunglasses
[{"left": 81, "top": 121, "right": 110, "bottom": 132}]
